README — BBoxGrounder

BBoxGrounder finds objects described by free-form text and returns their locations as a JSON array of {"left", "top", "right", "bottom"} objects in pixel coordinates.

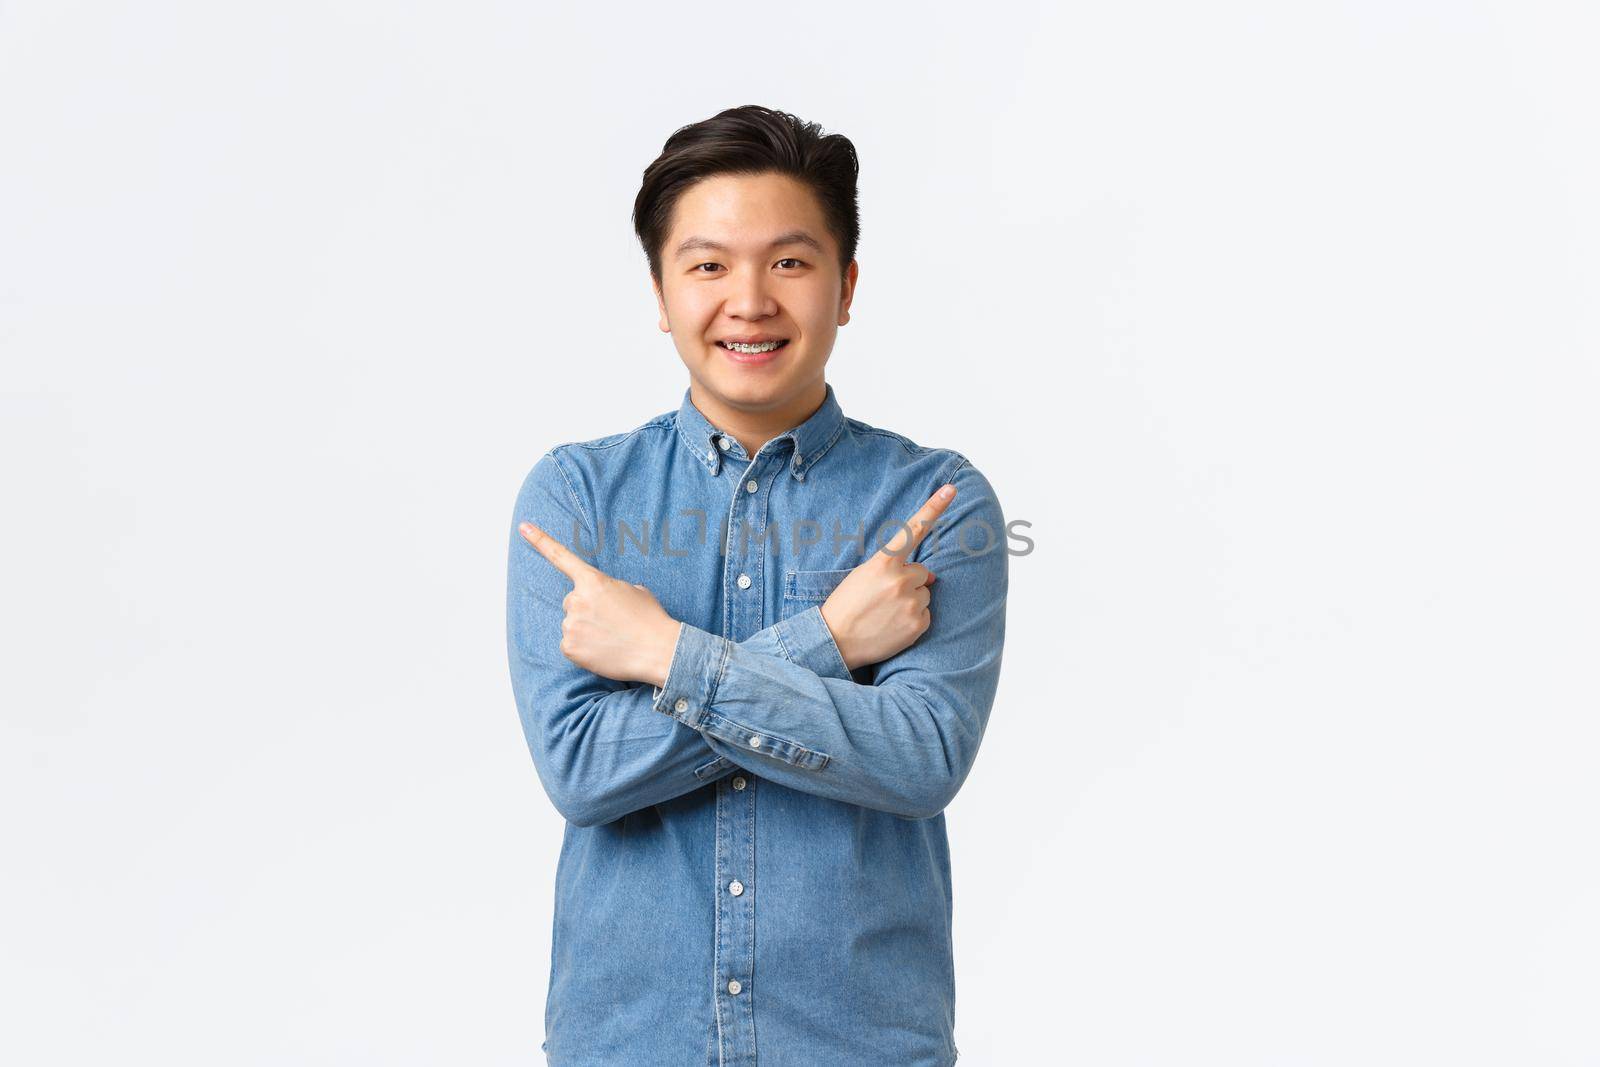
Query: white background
[{"left": 3, "top": 2, "right": 1596, "bottom": 1063}]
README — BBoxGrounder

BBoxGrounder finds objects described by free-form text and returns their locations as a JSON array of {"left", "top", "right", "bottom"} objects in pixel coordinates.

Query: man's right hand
[{"left": 819, "top": 483, "right": 957, "bottom": 672}]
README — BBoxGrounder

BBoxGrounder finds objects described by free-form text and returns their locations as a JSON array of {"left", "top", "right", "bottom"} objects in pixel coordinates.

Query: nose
[{"left": 725, "top": 267, "right": 778, "bottom": 321}]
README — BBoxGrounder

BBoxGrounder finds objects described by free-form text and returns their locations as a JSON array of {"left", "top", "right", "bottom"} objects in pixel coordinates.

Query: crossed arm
[{"left": 505, "top": 450, "right": 1008, "bottom": 826}]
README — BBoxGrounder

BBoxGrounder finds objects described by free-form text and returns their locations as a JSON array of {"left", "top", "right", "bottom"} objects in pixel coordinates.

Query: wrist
[
  {"left": 646, "top": 618, "right": 683, "bottom": 688},
  {"left": 818, "top": 603, "right": 855, "bottom": 672}
]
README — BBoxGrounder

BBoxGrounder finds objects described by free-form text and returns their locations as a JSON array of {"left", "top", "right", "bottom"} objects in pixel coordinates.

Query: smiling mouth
[{"left": 717, "top": 339, "right": 790, "bottom": 354}]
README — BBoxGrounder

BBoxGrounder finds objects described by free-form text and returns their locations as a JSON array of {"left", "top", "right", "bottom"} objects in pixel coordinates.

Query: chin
[
  {"left": 703, "top": 369, "right": 798, "bottom": 406},
  {"left": 712, "top": 376, "right": 782, "bottom": 403}
]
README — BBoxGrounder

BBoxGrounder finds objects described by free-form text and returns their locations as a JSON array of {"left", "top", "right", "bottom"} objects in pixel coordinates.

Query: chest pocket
[
  {"left": 780, "top": 568, "right": 854, "bottom": 619},
  {"left": 781, "top": 567, "right": 878, "bottom": 685}
]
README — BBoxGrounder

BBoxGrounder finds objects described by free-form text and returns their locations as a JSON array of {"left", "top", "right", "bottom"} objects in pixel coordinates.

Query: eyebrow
[{"left": 673, "top": 230, "right": 826, "bottom": 259}]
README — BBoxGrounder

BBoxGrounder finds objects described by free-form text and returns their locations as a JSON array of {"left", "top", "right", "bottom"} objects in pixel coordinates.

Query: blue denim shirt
[{"left": 505, "top": 382, "right": 1008, "bottom": 1066}]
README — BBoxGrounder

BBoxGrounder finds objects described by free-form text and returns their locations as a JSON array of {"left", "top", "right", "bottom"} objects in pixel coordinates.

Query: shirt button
[
  {"left": 745, "top": 479, "right": 758, "bottom": 494},
  {"left": 717, "top": 435, "right": 731, "bottom": 450},
  {"left": 795, "top": 470, "right": 805, "bottom": 481},
  {"left": 736, "top": 573, "right": 751, "bottom": 589},
  {"left": 731, "top": 776, "right": 746, "bottom": 790},
  {"left": 727, "top": 979, "right": 742, "bottom": 995},
  {"left": 706, "top": 449, "right": 716, "bottom": 462},
  {"left": 674, "top": 698, "right": 688, "bottom": 713},
  {"left": 728, "top": 879, "right": 744, "bottom": 896},
  {"left": 748, "top": 735, "right": 762, "bottom": 749}
]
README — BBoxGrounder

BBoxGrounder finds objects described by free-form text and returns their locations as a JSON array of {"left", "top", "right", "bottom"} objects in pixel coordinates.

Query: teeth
[{"left": 720, "top": 340, "right": 785, "bottom": 354}]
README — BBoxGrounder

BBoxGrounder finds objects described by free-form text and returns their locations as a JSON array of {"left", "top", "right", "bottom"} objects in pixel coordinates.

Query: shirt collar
[{"left": 673, "top": 382, "right": 847, "bottom": 482}]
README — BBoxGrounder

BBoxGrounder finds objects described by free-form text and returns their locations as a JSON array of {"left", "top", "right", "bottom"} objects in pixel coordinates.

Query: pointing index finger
[
  {"left": 519, "top": 521, "right": 599, "bottom": 583},
  {"left": 878, "top": 483, "right": 957, "bottom": 562}
]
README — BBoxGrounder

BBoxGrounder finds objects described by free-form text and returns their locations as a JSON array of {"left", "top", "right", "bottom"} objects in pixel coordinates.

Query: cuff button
[{"left": 674, "top": 698, "right": 689, "bottom": 713}]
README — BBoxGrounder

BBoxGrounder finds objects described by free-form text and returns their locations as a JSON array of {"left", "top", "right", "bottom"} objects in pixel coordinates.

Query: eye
[
  {"left": 693, "top": 263, "right": 723, "bottom": 273},
  {"left": 776, "top": 258, "right": 805, "bottom": 270}
]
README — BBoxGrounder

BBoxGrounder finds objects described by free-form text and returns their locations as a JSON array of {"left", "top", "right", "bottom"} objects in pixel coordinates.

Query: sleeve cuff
[
  {"left": 775, "top": 604, "right": 851, "bottom": 680},
  {"left": 651, "top": 623, "right": 731, "bottom": 727}
]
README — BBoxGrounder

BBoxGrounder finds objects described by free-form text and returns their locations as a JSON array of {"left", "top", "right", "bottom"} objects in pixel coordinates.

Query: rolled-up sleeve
[{"left": 648, "top": 460, "right": 1008, "bottom": 819}]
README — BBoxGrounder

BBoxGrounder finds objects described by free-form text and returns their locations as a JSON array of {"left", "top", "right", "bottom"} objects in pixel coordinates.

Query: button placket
[
  {"left": 710, "top": 450, "right": 768, "bottom": 1064},
  {"left": 713, "top": 742, "right": 757, "bottom": 1059}
]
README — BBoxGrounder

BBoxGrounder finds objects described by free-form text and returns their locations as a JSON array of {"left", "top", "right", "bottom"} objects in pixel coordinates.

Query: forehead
[{"left": 667, "top": 172, "right": 834, "bottom": 255}]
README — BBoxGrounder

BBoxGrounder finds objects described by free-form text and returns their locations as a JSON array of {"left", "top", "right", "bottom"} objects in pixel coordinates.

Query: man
[{"left": 506, "top": 104, "right": 1008, "bottom": 1067}]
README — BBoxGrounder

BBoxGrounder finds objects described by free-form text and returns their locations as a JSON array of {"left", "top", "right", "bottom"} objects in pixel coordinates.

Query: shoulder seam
[
  {"left": 557, "top": 413, "right": 675, "bottom": 454},
  {"left": 550, "top": 412, "right": 675, "bottom": 454},
  {"left": 542, "top": 447, "right": 595, "bottom": 540},
  {"left": 846, "top": 420, "right": 971, "bottom": 467}
]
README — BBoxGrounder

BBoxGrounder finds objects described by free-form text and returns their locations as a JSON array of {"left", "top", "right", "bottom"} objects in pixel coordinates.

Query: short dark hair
[{"left": 633, "top": 104, "right": 860, "bottom": 285}]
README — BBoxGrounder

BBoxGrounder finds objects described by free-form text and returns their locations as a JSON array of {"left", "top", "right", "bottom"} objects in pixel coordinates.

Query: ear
[
  {"left": 838, "top": 259, "right": 859, "bottom": 326},
  {"left": 651, "top": 274, "right": 670, "bottom": 333}
]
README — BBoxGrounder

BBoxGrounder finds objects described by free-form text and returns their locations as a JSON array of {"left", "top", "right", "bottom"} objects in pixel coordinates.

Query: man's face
[{"left": 653, "top": 171, "right": 857, "bottom": 415}]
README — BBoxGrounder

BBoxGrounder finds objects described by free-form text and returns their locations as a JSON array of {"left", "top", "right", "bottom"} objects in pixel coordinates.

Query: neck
[{"left": 690, "top": 377, "right": 827, "bottom": 458}]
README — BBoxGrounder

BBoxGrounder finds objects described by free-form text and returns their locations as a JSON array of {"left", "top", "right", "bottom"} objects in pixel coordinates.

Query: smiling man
[{"left": 506, "top": 105, "right": 1008, "bottom": 1067}]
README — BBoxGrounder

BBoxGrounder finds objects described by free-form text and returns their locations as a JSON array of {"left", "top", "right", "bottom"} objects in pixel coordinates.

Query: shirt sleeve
[
  {"left": 506, "top": 451, "right": 854, "bottom": 828},
  {"left": 648, "top": 459, "right": 1009, "bottom": 820}
]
